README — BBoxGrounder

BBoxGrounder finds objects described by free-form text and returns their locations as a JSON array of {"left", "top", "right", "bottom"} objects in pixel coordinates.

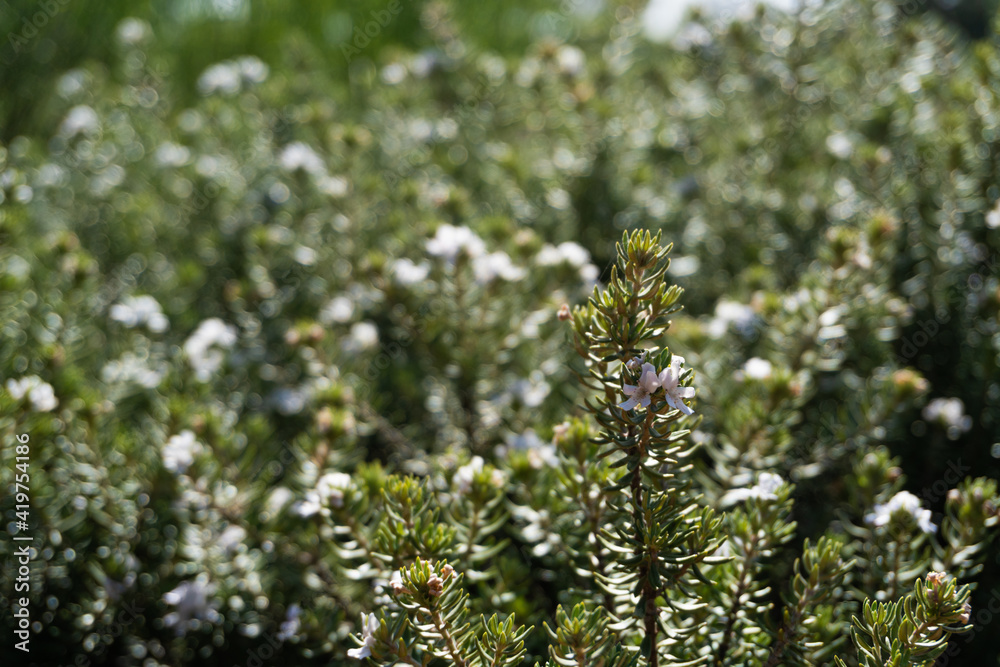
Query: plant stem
[
  {"left": 629, "top": 421, "right": 659, "bottom": 667},
  {"left": 430, "top": 606, "right": 468, "bottom": 667},
  {"left": 714, "top": 533, "right": 760, "bottom": 666},
  {"left": 762, "top": 582, "right": 815, "bottom": 667}
]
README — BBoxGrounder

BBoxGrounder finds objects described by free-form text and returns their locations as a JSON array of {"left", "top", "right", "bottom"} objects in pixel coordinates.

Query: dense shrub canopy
[{"left": 1, "top": 1, "right": 1000, "bottom": 666}]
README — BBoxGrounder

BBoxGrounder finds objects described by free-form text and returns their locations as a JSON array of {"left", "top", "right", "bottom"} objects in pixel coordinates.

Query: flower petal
[
  {"left": 619, "top": 397, "right": 639, "bottom": 411},
  {"left": 622, "top": 383, "right": 638, "bottom": 396},
  {"left": 665, "top": 394, "right": 694, "bottom": 415},
  {"left": 348, "top": 646, "right": 372, "bottom": 660},
  {"left": 677, "top": 386, "right": 696, "bottom": 399}
]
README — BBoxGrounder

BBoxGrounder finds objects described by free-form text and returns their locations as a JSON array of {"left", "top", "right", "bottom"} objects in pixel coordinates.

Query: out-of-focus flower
[
  {"left": 101, "top": 353, "right": 166, "bottom": 389},
  {"left": 297, "top": 472, "right": 354, "bottom": 517},
  {"left": 163, "top": 578, "right": 216, "bottom": 634},
  {"left": 473, "top": 251, "right": 526, "bottom": 284},
  {"left": 511, "top": 375, "right": 550, "bottom": 408},
  {"left": 59, "top": 105, "right": 99, "bottom": 137},
  {"left": 426, "top": 224, "right": 486, "bottom": 262},
  {"left": 320, "top": 295, "right": 354, "bottom": 324},
  {"left": 536, "top": 241, "right": 591, "bottom": 268},
  {"left": 216, "top": 525, "right": 246, "bottom": 553},
  {"left": 279, "top": 142, "right": 325, "bottom": 175},
  {"left": 555, "top": 45, "right": 585, "bottom": 77},
  {"left": 987, "top": 200, "right": 1000, "bottom": 229},
  {"left": 116, "top": 18, "right": 150, "bottom": 45},
  {"left": 721, "top": 472, "right": 785, "bottom": 506},
  {"left": 923, "top": 397, "right": 972, "bottom": 436},
  {"left": 506, "top": 430, "right": 558, "bottom": 468},
  {"left": 866, "top": 490, "right": 936, "bottom": 534},
  {"left": 276, "top": 604, "right": 301, "bottom": 642},
  {"left": 346, "top": 321, "right": 379, "bottom": 351},
  {"left": 454, "top": 456, "right": 505, "bottom": 494},
  {"left": 162, "top": 430, "right": 202, "bottom": 474},
  {"left": 826, "top": 132, "right": 853, "bottom": 159},
  {"left": 707, "top": 300, "right": 755, "bottom": 338},
  {"left": 110, "top": 295, "right": 169, "bottom": 332},
  {"left": 742, "top": 357, "right": 773, "bottom": 381},
  {"left": 6, "top": 376, "right": 57, "bottom": 412},
  {"left": 153, "top": 142, "right": 191, "bottom": 169},
  {"left": 197, "top": 56, "right": 268, "bottom": 96},
  {"left": 391, "top": 258, "right": 431, "bottom": 285},
  {"left": 316, "top": 472, "right": 353, "bottom": 508},
  {"left": 183, "top": 318, "right": 237, "bottom": 382},
  {"left": 347, "top": 613, "right": 379, "bottom": 659}
]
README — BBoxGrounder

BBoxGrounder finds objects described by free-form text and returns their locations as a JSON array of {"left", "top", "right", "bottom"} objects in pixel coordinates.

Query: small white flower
[
  {"left": 657, "top": 356, "right": 696, "bottom": 415},
  {"left": 922, "top": 397, "right": 972, "bottom": 434},
  {"left": 347, "top": 612, "right": 379, "bottom": 660},
  {"left": 511, "top": 376, "right": 550, "bottom": 408},
  {"left": 101, "top": 353, "right": 166, "bottom": 388},
  {"left": 316, "top": 472, "right": 354, "bottom": 508},
  {"left": 298, "top": 471, "right": 353, "bottom": 517},
  {"left": 162, "top": 430, "right": 202, "bottom": 474},
  {"left": 197, "top": 62, "right": 241, "bottom": 95},
  {"left": 426, "top": 225, "right": 486, "bottom": 262},
  {"left": 154, "top": 142, "right": 191, "bottom": 168},
  {"left": 110, "top": 295, "right": 169, "bottom": 332},
  {"left": 296, "top": 491, "right": 324, "bottom": 518},
  {"left": 721, "top": 472, "right": 785, "bottom": 506},
  {"left": 279, "top": 142, "right": 325, "bottom": 175},
  {"left": 535, "top": 241, "right": 590, "bottom": 268},
  {"left": 60, "top": 105, "right": 99, "bottom": 137},
  {"left": 742, "top": 357, "right": 773, "bottom": 381},
  {"left": 391, "top": 258, "right": 431, "bottom": 286},
  {"left": 987, "top": 200, "right": 1000, "bottom": 229},
  {"left": 321, "top": 295, "right": 354, "bottom": 324},
  {"left": 270, "top": 387, "right": 307, "bottom": 415},
  {"left": 865, "top": 490, "right": 936, "bottom": 534},
  {"left": 6, "top": 376, "right": 57, "bottom": 412},
  {"left": 506, "top": 430, "right": 558, "bottom": 469},
  {"left": 619, "top": 362, "right": 661, "bottom": 411},
  {"left": 183, "top": 318, "right": 237, "bottom": 381},
  {"left": 473, "top": 251, "right": 526, "bottom": 284},
  {"left": 276, "top": 604, "right": 301, "bottom": 642},
  {"left": 348, "top": 321, "right": 379, "bottom": 351},
  {"left": 555, "top": 45, "right": 586, "bottom": 77},
  {"left": 826, "top": 132, "right": 853, "bottom": 160},
  {"left": 163, "top": 578, "right": 216, "bottom": 634},
  {"left": 216, "top": 525, "right": 246, "bottom": 553},
  {"left": 237, "top": 56, "right": 269, "bottom": 84},
  {"left": 454, "top": 456, "right": 505, "bottom": 494},
  {"left": 116, "top": 17, "right": 150, "bottom": 45},
  {"left": 707, "top": 300, "right": 755, "bottom": 338}
]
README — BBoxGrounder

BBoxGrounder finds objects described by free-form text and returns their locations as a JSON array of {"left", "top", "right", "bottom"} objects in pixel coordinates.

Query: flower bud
[
  {"left": 426, "top": 573, "right": 445, "bottom": 597},
  {"left": 557, "top": 303, "right": 571, "bottom": 321}
]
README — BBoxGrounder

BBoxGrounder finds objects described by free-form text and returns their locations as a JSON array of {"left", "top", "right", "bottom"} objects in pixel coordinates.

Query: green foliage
[
  {"left": 835, "top": 572, "right": 973, "bottom": 667},
  {"left": 4, "top": 1, "right": 1000, "bottom": 665}
]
